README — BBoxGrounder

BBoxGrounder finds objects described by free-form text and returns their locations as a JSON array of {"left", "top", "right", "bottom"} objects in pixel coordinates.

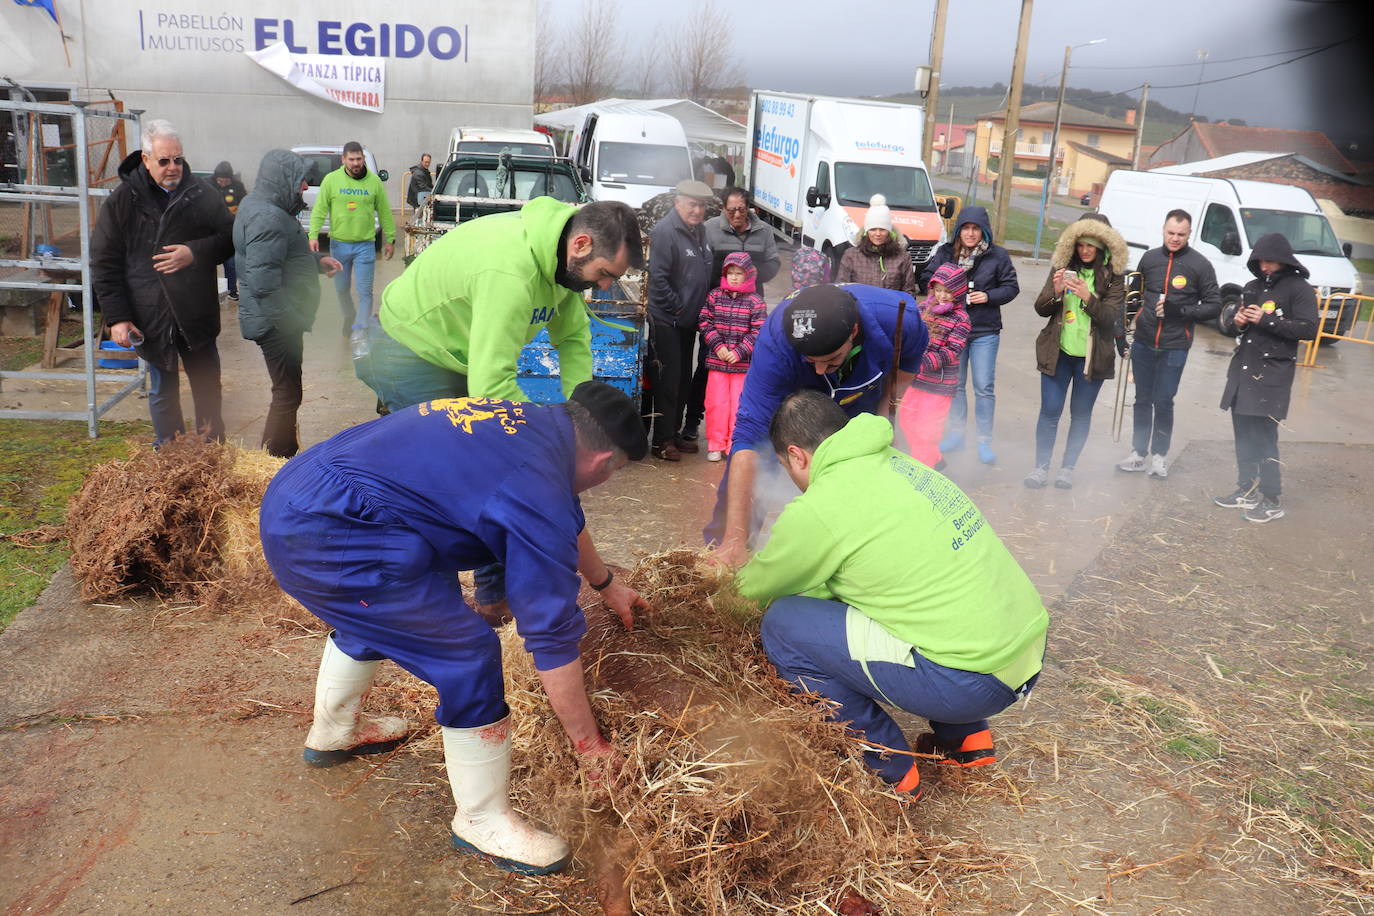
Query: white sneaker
[
  {"left": 706, "top": 450, "right": 723, "bottom": 462},
  {"left": 1146, "top": 454, "right": 1168, "bottom": 478},
  {"left": 1116, "top": 451, "right": 1146, "bottom": 473}
]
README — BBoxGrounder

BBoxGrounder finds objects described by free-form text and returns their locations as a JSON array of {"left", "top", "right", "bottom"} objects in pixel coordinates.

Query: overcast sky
[{"left": 546, "top": 0, "right": 1373, "bottom": 148}]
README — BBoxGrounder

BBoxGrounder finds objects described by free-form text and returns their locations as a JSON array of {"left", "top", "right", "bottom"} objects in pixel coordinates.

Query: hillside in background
[{"left": 882, "top": 84, "right": 1192, "bottom": 148}]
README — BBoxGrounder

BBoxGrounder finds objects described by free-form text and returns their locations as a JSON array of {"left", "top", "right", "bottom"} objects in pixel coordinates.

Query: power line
[
  {"left": 1073, "top": 43, "right": 1328, "bottom": 71},
  {"left": 1110, "top": 36, "right": 1355, "bottom": 93}
]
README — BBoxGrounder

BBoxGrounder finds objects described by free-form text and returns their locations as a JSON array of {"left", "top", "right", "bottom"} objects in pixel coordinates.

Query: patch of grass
[
  {"left": 0, "top": 336, "right": 45, "bottom": 372},
  {"left": 1164, "top": 733, "right": 1222, "bottom": 761},
  {"left": 0, "top": 418, "right": 149, "bottom": 632},
  {"left": 1351, "top": 257, "right": 1374, "bottom": 275}
]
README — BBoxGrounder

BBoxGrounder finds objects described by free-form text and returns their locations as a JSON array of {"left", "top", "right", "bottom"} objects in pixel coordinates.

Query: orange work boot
[
  {"left": 894, "top": 762, "right": 922, "bottom": 801},
  {"left": 916, "top": 728, "right": 996, "bottom": 767}
]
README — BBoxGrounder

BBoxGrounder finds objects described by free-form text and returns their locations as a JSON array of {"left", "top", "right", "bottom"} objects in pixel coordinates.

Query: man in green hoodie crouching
[{"left": 736, "top": 391, "right": 1048, "bottom": 799}]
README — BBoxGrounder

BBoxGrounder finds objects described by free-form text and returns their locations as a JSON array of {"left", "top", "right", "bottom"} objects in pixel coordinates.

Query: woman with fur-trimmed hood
[
  {"left": 835, "top": 194, "right": 916, "bottom": 295},
  {"left": 1025, "top": 214, "right": 1127, "bottom": 490}
]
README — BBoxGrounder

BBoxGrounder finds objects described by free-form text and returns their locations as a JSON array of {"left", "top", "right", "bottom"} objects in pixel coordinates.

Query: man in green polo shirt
[
  {"left": 308, "top": 140, "right": 396, "bottom": 335},
  {"left": 737, "top": 390, "right": 1048, "bottom": 800}
]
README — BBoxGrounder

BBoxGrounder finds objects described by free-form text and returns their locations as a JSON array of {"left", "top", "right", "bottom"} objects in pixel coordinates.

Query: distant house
[
  {"left": 931, "top": 123, "right": 976, "bottom": 175},
  {"left": 972, "top": 102, "right": 1137, "bottom": 197},
  {"left": 1148, "top": 122, "right": 1355, "bottom": 175}
]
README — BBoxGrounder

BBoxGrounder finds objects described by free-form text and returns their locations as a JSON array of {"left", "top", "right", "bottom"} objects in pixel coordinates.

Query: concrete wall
[{"left": 1, "top": 1, "right": 534, "bottom": 201}]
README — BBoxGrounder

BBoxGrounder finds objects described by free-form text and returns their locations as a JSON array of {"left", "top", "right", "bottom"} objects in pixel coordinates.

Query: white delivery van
[
  {"left": 1098, "top": 169, "right": 1362, "bottom": 334},
  {"left": 446, "top": 127, "right": 555, "bottom": 161},
  {"left": 567, "top": 103, "right": 694, "bottom": 208},
  {"left": 744, "top": 91, "right": 950, "bottom": 276}
]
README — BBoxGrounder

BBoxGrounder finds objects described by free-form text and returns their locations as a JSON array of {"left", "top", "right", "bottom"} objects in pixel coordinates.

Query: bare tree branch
[
  {"left": 533, "top": 0, "right": 563, "bottom": 109},
  {"left": 561, "top": 0, "right": 624, "bottom": 107},
  {"left": 664, "top": 0, "right": 743, "bottom": 104},
  {"left": 627, "top": 26, "right": 668, "bottom": 99}
]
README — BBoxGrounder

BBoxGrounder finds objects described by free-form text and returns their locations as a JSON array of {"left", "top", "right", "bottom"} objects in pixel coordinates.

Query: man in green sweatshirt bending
[
  {"left": 308, "top": 141, "right": 396, "bottom": 335},
  {"left": 737, "top": 390, "right": 1048, "bottom": 800},
  {"left": 361, "top": 197, "right": 642, "bottom": 408}
]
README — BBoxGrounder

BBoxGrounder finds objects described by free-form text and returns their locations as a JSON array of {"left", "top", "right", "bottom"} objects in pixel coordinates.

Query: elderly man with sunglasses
[{"left": 92, "top": 118, "right": 234, "bottom": 445}]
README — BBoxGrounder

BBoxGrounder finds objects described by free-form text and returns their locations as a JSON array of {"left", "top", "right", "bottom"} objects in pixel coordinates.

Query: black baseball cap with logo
[{"left": 781, "top": 284, "right": 859, "bottom": 356}]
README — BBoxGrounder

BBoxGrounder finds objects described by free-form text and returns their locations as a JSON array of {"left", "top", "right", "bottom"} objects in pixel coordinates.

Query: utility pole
[
  {"left": 1131, "top": 82, "right": 1150, "bottom": 169},
  {"left": 921, "top": 0, "right": 950, "bottom": 167},
  {"left": 992, "top": 0, "right": 1033, "bottom": 244},
  {"left": 1034, "top": 38, "right": 1105, "bottom": 258},
  {"left": 945, "top": 103, "right": 956, "bottom": 175}
]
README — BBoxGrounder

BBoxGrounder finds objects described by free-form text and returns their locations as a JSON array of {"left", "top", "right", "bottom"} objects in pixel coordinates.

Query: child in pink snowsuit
[
  {"left": 899, "top": 262, "right": 972, "bottom": 467},
  {"left": 699, "top": 252, "right": 767, "bottom": 461}
]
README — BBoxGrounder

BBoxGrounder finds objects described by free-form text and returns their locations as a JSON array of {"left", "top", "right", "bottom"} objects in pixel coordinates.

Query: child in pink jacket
[
  {"left": 699, "top": 252, "right": 767, "bottom": 461},
  {"left": 899, "top": 262, "right": 972, "bottom": 468}
]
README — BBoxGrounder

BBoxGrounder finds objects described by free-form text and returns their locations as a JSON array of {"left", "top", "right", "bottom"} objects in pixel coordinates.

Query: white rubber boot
[
  {"left": 443, "top": 718, "right": 571, "bottom": 875},
  {"left": 302, "top": 636, "right": 411, "bottom": 767}
]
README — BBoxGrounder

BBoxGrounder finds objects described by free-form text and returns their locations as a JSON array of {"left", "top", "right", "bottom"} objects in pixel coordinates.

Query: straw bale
[{"left": 483, "top": 549, "right": 978, "bottom": 915}]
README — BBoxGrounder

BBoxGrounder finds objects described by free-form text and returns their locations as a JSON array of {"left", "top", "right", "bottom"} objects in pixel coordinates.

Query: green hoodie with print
[
  {"left": 737, "top": 414, "right": 1047, "bottom": 686},
  {"left": 378, "top": 196, "right": 592, "bottom": 402},
  {"left": 308, "top": 166, "right": 396, "bottom": 244}
]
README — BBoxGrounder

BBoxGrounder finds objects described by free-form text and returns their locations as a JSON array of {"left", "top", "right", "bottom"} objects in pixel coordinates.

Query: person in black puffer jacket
[
  {"left": 235, "top": 150, "right": 343, "bottom": 457},
  {"left": 919, "top": 205, "right": 1020, "bottom": 464},
  {"left": 91, "top": 118, "right": 234, "bottom": 445},
  {"left": 1211, "top": 232, "right": 1317, "bottom": 523}
]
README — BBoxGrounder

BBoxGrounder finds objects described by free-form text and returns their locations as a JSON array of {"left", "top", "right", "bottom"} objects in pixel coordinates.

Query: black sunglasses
[{"left": 152, "top": 156, "right": 186, "bottom": 167}]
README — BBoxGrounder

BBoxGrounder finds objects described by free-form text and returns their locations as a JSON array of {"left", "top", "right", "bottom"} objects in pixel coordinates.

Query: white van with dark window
[
  {"left": 566, "top": 104, "right": 694, "bottom": 208},
  {"left": 1098, "top": 169, "right": 1361, "bottom": 335}
]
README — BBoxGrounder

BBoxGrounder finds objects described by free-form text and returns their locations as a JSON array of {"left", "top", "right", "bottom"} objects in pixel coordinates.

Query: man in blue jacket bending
[
  {"left": 260, "top": 382, "right": 647, "bottom": 877},
  {"left": 706, "top": 282, "right": 928, "bottom": 567}
]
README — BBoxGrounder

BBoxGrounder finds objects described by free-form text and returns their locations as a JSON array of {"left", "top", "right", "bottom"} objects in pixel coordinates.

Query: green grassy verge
[{"left": 0, "top": 418, "right": 149, "bottom": 632}]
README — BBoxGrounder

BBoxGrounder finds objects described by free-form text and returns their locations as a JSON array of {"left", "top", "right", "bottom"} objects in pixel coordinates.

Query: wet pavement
[{"left": 4, "top": 250, "right": 1372, "bottom": 597}]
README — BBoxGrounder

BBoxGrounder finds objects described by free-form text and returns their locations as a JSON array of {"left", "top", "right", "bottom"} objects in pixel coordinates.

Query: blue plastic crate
[
  {"left": 97, "top": 340, "right": 139, "bottom": 369},
  {"left": 517, "top": 296, "right": 645, "bottom": 404}
]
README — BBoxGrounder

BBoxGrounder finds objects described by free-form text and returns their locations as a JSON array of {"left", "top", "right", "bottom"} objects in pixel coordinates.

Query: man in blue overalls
[
  {"left": 260, "top": 381, "right": 648, "bottom": 876},
  {"left": 705, "top": 283, "right": 928, "bottom": 566}
]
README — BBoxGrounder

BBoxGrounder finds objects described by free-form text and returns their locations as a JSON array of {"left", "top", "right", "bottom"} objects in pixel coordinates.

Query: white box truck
[
  {"left": 564, "top": 103, "right": 694, "bottom": 209},
  {"left": 743, "top": 91, "right": 950, "bottom": 275},
  {"left": 1097, "top": 169, "right": 1362, "bottom": 335}
]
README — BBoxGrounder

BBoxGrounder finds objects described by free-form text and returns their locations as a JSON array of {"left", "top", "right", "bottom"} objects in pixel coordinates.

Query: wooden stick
[{"left": 885, "top": 301, "right": 908, "bottom": 416}]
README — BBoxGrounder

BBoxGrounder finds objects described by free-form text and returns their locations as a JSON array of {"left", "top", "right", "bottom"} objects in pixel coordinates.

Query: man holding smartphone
[{"left": 1116, "top": 210, "right": 1220, "bottom": 479}]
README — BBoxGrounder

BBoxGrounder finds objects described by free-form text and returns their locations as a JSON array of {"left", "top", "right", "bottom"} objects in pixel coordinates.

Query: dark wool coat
[
  {"left": 1033, "top": 218, "right": 1128, "bottom": 382},
  {"left": 91, "top": 151, "right": 233, "bottom": 370},
  {"left": 1218, "top": 233, "right": 1317, "bottom": 419}
]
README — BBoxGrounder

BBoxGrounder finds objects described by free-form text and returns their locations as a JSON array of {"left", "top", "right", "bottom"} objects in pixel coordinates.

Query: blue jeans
[
  {"left": 760, "top": 596, "right": 1028, "bottom": 784},
  {"left": 356, "top": 325, "right": 469, "bottom": 413},
  {"left": 331, "top": 239, "right": 377, "bottom": 331},
  {"left": 224, "top": 256, "right": 237, "bottom": 296},
  {"left": 946, "top": 332, "right": 999, "bottom": 443},
  {"left": 146, "top": 341, "right": 225, "bottom": 447},
  {"left": 1129, "top": 341, "right": 1189, "bottom": 457},
  {"left": 1035, "top": 353, "right": 1105, "bottom": 469}
]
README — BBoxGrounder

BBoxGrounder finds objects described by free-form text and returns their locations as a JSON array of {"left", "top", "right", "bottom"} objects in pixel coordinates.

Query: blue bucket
[{"left": 98, "top": 340, "right": 139, "bottom": 369}]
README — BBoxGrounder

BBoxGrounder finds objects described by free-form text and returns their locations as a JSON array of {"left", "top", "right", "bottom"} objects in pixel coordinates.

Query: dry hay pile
[
  {"left": 466, "top": 549, "right": 1003, "bottom": 915},
  {"left": 64, "top": 436, "right": 303, "bottom": 621}
]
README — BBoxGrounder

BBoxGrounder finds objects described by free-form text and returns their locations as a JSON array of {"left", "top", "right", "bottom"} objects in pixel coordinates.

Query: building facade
[
  {"left": 972, "top": 102, "right": 1135, "bottom": 198},
  {"left": 2, "top": 1, "right": 535, "bottom": 200}
]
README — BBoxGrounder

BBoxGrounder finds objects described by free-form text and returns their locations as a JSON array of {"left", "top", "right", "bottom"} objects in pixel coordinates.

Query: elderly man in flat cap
[{"left": 646, "top": 179, "right": 716, "bottom": 460}]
